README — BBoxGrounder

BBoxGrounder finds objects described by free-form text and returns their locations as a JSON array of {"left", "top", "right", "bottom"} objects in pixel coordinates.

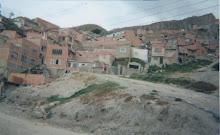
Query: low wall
[{"left": 9, "top": 73, "right": 53, "bottom": 86}]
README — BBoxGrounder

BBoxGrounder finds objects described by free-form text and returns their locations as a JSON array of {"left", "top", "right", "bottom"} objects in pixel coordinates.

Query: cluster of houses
[{"left": 0, "top": 15, "right": 219, "bottom": 86}]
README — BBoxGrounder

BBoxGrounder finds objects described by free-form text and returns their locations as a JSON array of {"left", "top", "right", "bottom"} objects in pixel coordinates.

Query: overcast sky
[{"left": 0, "top": 0, "right": 219, "bottom": 30}]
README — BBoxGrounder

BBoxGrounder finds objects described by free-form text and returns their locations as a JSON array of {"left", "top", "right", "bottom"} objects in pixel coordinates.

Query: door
[
  {"left": 120, "top": 66, "right": 123, "bottom": 75},
  {"left": 160, "top": 57, "right": 163, "bottom": 64}
]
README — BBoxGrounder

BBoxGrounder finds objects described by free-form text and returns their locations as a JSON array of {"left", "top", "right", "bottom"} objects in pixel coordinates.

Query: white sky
[{"left": 0, "top": 0, "right": 219, "bottom": 30}]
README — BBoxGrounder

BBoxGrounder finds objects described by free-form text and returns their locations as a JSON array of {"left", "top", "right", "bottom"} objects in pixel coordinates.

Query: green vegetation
[
  {"left": 130, "top": 58, "right": 146, "bottom": 67},
  {"left": 91, "top": 28, "right": 101, "bottom": 34},
  {"left": 112, "top": 58, "right": 146, "bottom": 67},
  {"left": 212, "top": 63, "right": 219, "bottom": 71},
  {"left": 112, "top": 58, "right": 129, "bottom": 67},
  {"left": 148, "top": 59, "right": 212, "bottom": 73},
  {"left": 100, "top": 30, "right": 108, "bottom": 36},
  {"left": 1, "top": 17, "right": 24, "bottom": 34},
  {"left": 175, "top": 98, "right": 183, "bottom": 102},
  {"left": 130, "top": 74, "right": 217, "bottom": 94},
  {"left": 47, "top": 81, "right": 121, "bottom": 104},
  {"left": 152, "top": 90, "right": 158, "bottom": 93}
]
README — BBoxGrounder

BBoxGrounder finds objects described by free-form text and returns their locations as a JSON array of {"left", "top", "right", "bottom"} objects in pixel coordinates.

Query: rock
[
  {"left": 38, "top": 100, "right": 45, "bottom": 106},
  {"left": 48, "top": 101, "right": 60, "bottom": 108},
  {"left": 42, "top": 101, "right": 60, "bottom": 110},
  {"left": 32, "top": 111, "right": 44, "bottom": 119}
]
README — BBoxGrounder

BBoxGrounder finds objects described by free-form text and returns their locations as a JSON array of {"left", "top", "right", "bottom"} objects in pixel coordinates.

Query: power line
[
  {"left": 105, "top": 0, "right": 209, "bottom": 27},
  {"left": 110, "top": 0, "right": 185, "bottom": 20},
  {"left": 128, "top": 5, "right": 219, "bottom": 29},
  {"left": 41, "top": 3, "right": 86, "bottom": 18}
]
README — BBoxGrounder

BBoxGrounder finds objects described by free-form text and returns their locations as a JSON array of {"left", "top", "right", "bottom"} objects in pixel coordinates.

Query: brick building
[
  {"left": 45, "top": 44, "right": 69, "bottom": 77},
  {"left": 0, "top": 33, "right": 41, "bottom": 78}
]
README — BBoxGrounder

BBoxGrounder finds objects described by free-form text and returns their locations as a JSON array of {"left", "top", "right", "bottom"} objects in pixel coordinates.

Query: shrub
[
  {"left": 91, "top": 28, "right": 101, "bottom": 34},
  {"left": 212, "top": 63, "right": 219, "bottom": 71},
  {"left": 149, "top": 59, "right": 212, "bottom": 73},
  {"left": 47, "top": 81, "right": 121, "bottom": 104},
  {"left": 190, "top": 81, "right": 217, "bottom": 93},
  {"left": 175, "top": 98, "right": 182, "bottom": 102},
  {"left": 148, "top": 65, "right": 162, "bottom": 72},
  {"left": 130, "top": 58, "right": 146, "bottom": 67},
  {"left": 152, "top": 90, "right": 158, "bottom": 93}
]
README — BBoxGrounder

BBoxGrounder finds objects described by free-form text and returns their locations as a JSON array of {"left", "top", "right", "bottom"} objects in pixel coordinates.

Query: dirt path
[{"left": 0, "top": 112, "right": 91, "bottom": 135}]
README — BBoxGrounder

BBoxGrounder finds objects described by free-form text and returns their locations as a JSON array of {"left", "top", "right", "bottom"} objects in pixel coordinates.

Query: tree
[{"left": 91, "top": 29, "right": 101, "bottom": 34}]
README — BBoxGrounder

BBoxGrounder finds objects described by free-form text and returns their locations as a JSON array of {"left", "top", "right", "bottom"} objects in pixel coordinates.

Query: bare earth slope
[{"left": 2, "top": 72, "right": 219, "bottom": 135}]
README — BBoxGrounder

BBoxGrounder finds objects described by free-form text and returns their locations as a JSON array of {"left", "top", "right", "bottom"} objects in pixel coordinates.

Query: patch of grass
[
  {"left": 191, "top": 81, "right": 217, "bottom": 94},
  {"left": 165, "top": 78, "right": 217, "bottom": 94},
  {"left": 150, "top": 92, "right": 158, "bottom": 95},
  {"left": 46, "top": 112, "right": 53, "bottom": 119},
  {"left": 149, "top": 59, "right": 212, "bottom": 73},
  {"left": 175, "top": 98, "right": 183, "bottom": 102},
  {"left": 130, "top": 74, "right": 217, "bottom": 94},
  {"left": 140, "top": 94, "right": 158, "bottom": 101},
  {"left": 130, "top": 74, "right": 165, "bottom": 83},
  {"left": 45, "top": 107, "right": 52, "bottom": 113},
  {"left": 47, "top": 81, "right": 122, "bottom": 104},
  {"left": 152, "top": 90, "right": 158, "bottom": 93},
  {"left": 156, "top": 100, "right": 169, "bottom": 106}
]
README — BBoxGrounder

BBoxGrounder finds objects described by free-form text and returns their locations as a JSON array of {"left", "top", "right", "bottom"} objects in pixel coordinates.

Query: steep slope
[
  {"left": 3, "top": 72, "right": 219, "bottom": 135},
  {"left": 109, "top": 13, "right": 217, "bottom": 33}
]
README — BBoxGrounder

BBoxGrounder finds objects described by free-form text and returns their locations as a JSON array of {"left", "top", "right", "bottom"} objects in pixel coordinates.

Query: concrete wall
[
  {"left": 131, "top": 47, "right": 148, "bottom": 63},
  {"left": 115, "top": 45, "right": 131, "bottom": 58},
  {"left": 98, "top": 54, "right": 114, "bottom": 65}
]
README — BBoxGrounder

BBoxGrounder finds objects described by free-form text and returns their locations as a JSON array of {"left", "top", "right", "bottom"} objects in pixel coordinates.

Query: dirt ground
[
  {"left": 0, "top": 111, "right": 91, "bottom": 135},
  {"left": 1, "top": 70, "right": 219, "bottom": 135}
]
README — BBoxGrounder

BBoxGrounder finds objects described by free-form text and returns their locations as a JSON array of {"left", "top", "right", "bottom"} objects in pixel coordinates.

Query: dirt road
[{"left": 0, "top": 112, "right": 90, "bottom": 135}]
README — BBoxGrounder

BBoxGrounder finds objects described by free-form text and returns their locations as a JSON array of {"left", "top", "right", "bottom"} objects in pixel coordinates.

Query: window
[
  {"left": 73, "top": 63, "right": 79, "bottom": 67},
  {"left": 154, "top": 48, "right": 160, "bottom": 53},
  {"left": 41, "top": 46, "right": 46, "bottom": 52},
  {"left": 33, "top": 49, "right": 37, "bottom": 54},
  {"left": 52, "top": 49, "right": 62, "bottom": 55},
  {"left": 62, "top": 37, "right": 65, "bottom": 41},
  {"left": 12, "top": 51, "right": 18, "bottom": 59},
  {"left": 23, "top": 45, "right": 29, "bottom": 51},
  {"left": 62, "top": 30, "right": 66, "bottom": 34},
  {"left": 50, "top": 59, "right": 56, "bottom": 65},
  {"left": 39, "top": 53, "right": 42, "bottom": 59},
  {"left": 56, "top": 59, "right": 61, "bottom": 65},
  {"left": 120, "top": 48, "right": 126, "bottom": 52},
  {"left": 21, "top": 55, "right": 27, "bottom": 62},
  {"left": 30, "top": 59, "right": 36, "bottom": 65},
  {"left": 50, "top": 59, "right": 61, "bottom": 65}
]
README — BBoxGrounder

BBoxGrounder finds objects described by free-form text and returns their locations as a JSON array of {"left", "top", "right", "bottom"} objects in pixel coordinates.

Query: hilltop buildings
[{"left": 0, "top": 15, "right": 219, "bottom": 84}]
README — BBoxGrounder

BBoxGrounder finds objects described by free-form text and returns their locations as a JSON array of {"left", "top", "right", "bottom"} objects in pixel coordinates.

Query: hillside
[
  {"left": 109, "top": 13, "right": 217, "bottom": 34},
  {"left": 72, "top": 24, "right": 107, "bottom": 34},
  {"left": 2, "top": 64, "right": 219, "bottom": 135}
]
